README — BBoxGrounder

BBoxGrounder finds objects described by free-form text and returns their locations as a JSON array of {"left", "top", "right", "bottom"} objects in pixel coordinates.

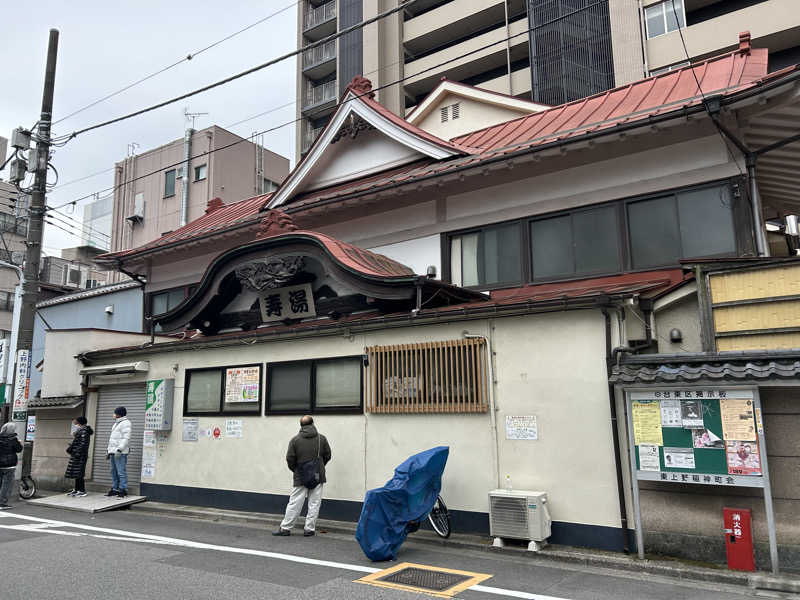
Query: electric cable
[
  {"left": 44, "top": 219, "right": 110, "bottom": 250},
  {"left": 52, "top": 0, "right": 300, "bottom": 126}
]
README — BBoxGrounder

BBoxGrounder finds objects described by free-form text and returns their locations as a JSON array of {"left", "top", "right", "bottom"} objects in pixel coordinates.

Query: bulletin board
[{"left": 628, "top": 388, "right": 764, "bottom": 488}]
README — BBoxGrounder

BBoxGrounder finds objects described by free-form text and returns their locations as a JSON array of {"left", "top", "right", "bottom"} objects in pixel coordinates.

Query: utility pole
[{"left": 10, "top": 30, "right": 59, "bottom": 452}]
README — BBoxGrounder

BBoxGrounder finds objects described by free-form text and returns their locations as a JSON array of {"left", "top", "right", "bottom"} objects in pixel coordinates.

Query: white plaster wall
[
  {"left": 89, "top": 311, "right": 621, "bottom": 530},
  {"left": 415, "top": 96, "right": 530, "bottom": 141}
]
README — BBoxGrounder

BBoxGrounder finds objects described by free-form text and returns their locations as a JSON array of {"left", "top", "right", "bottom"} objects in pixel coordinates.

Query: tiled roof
[
  {"left": 611, "top": 359, "right": 800, "bottom": 384},
  {"left": 29, "top": 395, "right": 84, "bottom": 409},
  {"left": 36, "top": 280, "right": 141, "bottom": 308}
]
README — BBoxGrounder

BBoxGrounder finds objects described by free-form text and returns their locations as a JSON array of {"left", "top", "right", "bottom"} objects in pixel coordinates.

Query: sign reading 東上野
[
  {"left": 145, "top": 379, "right": 174, "bottom": 431},
  {"left": 259, "top": 283, "right": 316, "bottom": 323},
  {"left": 628, "top": 388, "right": 765, "bottom": 488}
]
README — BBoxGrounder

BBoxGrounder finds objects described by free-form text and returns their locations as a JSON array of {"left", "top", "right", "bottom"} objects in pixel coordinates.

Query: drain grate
[
  {"left": 356, "top": 562, "right": 493, "bottom": 597},
  {"left": 377, "top": 566, "right": 471, "bottom": 592}
]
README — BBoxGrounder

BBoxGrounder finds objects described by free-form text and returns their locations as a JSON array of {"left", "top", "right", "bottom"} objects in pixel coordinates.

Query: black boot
[
  {"left": 118, "top": 489, "right": 128, "bottom": 498},
  {"left": 105, "top": 489, "right": 118, "bottom": 497}
]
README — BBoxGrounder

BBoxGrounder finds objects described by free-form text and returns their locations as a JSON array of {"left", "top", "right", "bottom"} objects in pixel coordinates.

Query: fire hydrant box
[{"left": 723, "top": 507, "right": 755, "bottom": 571}]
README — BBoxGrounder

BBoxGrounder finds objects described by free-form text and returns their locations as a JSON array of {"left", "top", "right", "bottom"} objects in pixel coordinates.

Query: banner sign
[{"left": 12, "top": 349, "right": 30, "bottom": 421}]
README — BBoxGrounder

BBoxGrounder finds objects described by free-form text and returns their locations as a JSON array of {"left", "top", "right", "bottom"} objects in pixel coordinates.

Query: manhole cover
[
  {"left": 356, "top": 562, "right": 492, "bottom": 597},
  {"left": 378, "top": 566, "right": 471, "bottom": 592}
]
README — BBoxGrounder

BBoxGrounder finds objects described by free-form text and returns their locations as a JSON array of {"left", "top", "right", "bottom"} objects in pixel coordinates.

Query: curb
[{"left": 131, "top": 502, "right": 798, "bottom": 592}]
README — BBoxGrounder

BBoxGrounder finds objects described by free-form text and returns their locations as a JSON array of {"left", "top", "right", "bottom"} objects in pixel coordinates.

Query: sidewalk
[{"left": 130, "top": 501, "right": 800, "bottom": 595}]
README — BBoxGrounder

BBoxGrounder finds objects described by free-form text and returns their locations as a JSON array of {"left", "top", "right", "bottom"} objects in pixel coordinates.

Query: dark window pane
[
  {"left": 531, "top": 215, "right": 573, "bottom": 279},
  {"left": 164, "top": 170, "right": 176, "bottom": 197},
  {"left": 629, "top": 196, "right": 681, "bottom": 268},
  {"left": 574, "top": 206, "right": 621, "bottom": 275},
  {"left": 481, "top": 224, "right": 521, "bottom": 286},
  {"left": 152, "top": 292, "right": 169, "bottom": 316},
  {"left": 678, "top": 186, "right": 736, "bottom": 258},
  {"left": 315, "top": 359, "right": 361, "bottom": 408},
  {"left": 269, "top": 363, "right": 311, "bottom": 411},
  {"left": 187, "top": 370, "right": 221, "bottom": 413}
]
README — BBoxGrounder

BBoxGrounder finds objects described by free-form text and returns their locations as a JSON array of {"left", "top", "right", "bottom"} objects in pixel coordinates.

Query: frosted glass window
[
  {"left": 186, "top": 370, "right": 221, "bottom": 413},
  {"left": 315, "top": 359, "right": 361, "bottom": 407},
  {"left": 678, "top": 186, "right": 736, "bottom": 258},
  {"left": 531, "top": 215, "right": 572, "bottom": 279},
  {"left": 450, "top": 224, "right": 521, "bottom": 288},
  {"left": 628, "top": 196, "right": 681, "bottom": 268},
  {"left": 269, "top": 363, "right": 311, "bottom": 411}
]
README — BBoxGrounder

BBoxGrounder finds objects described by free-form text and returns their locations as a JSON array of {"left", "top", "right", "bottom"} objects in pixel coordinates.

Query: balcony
[
  {"left": 301, "top": 122, "right": 327, "bottom": 154},
  {"left": 302, "top": 79, "right": 338, "bottom": 114},
  {"left": 303, "top": 0, "right": 336, "bottom": 41},
  {"left": 302, "top": 39, "right": 337, "bottom": 79}
]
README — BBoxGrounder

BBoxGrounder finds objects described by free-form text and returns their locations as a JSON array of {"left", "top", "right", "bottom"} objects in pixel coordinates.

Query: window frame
[
  {"left": 194, "top": 164, "right": 207, "bottom": 182},
  {"left": 164, "top": 169, "right": 176, "bottom": 198},
  {"left": 183, "top": 363, "right": 264, "bottom": 417},
  {"left": 442, "top": 178, "right": 744, "bottom": 288},
  {"left": 266, "top": 356, "right": 364, "bottom": 416},
  {"left": 645, "top": 0, "right": 685, "bottom": 39}
]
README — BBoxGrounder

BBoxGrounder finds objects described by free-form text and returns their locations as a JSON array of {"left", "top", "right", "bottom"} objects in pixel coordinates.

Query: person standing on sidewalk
[
  {"left": 0, "top": 422, "right": 23, "bottom": 510},
  {"left": 106, "top": 407, "right": 132, "bottom": 498},
  {"left": 273, "top": 415, "right": 331, "bottom": 537},
  {"left": 65, "top": 417, "right": 93, "bottom": 497}
]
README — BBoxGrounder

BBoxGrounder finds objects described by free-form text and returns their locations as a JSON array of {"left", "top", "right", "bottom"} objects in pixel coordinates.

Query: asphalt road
[{"left": 0, "top": 503, "right": 757, "bottom": 600}]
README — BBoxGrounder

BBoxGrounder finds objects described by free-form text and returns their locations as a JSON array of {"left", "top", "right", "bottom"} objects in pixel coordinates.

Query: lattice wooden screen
[{"left": 365, "top": 339, "right": 488, "bottom": 413}]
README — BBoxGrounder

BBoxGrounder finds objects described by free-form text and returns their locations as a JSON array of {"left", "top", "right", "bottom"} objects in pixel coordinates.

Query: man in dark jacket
[
  {"left": 0, "top": 422, "right": 23, "bottom": 509},
  {"left": 273, "top": 415, "right": 332, "bottom": 537}
]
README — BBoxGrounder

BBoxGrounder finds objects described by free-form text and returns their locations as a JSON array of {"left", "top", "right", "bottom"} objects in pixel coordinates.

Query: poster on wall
[
  {"left": 663, "top": 447, "right": 695, "bottom": 469},
  {"left": 182, "top": 418, "right": 199, "bottom": 442},
  {"left": 726, "top": 440, "right": 762, "bottom": 476},
  {"left": 226, "top": 419, "right": 243, "bottom": 439},
  {"left": 505, "top": 415, "right": 538, "bottom": 440},
  {"left": 692, "top": 428, "right": 724, "bottom": 449},
  {"left": 25, "top": 415, "right": 35, "bottom": 442},
  {"left": 638, "top": 444, "right": 660, "bottom": 471},
  {"left": 720, "top": 398, "right": 756, "bottom": 441},
  {"left": 680, "top": 400, "right": 704, "bottom": 428},
  {"left": 632, "top": 401, "right": 663, "bottom": 445},
  {"left": 141, "top": 431, "right": 156, "bottom": 479},
  {"left": 225, "top": 367, "right": 260, "bottom": 404},
  {"left": 659, "top": 399, "right": 681, "bottom": 427}
]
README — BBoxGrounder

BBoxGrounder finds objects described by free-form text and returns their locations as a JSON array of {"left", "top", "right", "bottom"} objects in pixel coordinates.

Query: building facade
[
  {"left": 82, "top": 193, "right": 113, "bottom": 251},
  {"left": 36, "top": 40, "right": 800, "bottom": 570},
  {"left": 296, "top": 0, "right": 800, "bottom": 156},
  {"left": 0, "top": 181, "right": 27, "bottom": 335}
]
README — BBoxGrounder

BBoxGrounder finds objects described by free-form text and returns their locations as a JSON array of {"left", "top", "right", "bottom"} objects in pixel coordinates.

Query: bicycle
[
  {"left": 406, "top": 494, "right": 452, "bottom": 539},
  {"left": 18, "top": 442, "right": 36, "bottom": 500}
]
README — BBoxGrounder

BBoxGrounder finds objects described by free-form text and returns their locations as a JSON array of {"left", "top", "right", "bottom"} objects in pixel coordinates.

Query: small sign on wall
[
  {"left": 505, "top": 415, "right": 538, "bottom": 440},
  {"left": 259, "top": 283, "right": 316, "bottom": 323}
]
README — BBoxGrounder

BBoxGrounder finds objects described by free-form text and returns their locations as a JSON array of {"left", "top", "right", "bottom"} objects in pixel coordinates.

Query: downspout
[
  {"left": 602, "top": 307, "right": 631, "bottom": 554},
  {"left": 180, "top": 128, "right": 193, "bottom": 227},
  {"left": 463, "top": 329, "right": 500, "bottom": 490},
  {"left": 746, "top": 154, "right": 770, "bottom": 257}
]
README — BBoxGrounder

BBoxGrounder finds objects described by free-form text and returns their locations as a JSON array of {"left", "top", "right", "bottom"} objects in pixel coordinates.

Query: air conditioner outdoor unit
[{"left": 488, "top": 489, "right": 551, "bottom": 551}]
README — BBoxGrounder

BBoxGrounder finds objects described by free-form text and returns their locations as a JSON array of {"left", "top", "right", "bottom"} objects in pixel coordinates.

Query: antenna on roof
[{"left": 184, "top": 106, "right": 208, "bottom": 130}]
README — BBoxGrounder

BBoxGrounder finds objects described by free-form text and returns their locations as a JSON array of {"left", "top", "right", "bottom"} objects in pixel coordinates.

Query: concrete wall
[
  {"left": 609, "top": 0, "right": 646, "bottom": 85},
  {"left": 83, "top": 310, "right": 625, "bottom": 543},
  {"left": 31, "top": 285, "right": 144, "bottom": 398},
  {"left": 654, "top": 295, "right": 703, "bottom": 354},
  {"left": 636, "top": 386, "right": 800, "bottom": 570}
]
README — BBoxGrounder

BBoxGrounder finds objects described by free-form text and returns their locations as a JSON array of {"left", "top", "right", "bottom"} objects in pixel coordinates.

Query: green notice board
[{"left": 628, "top": 387, "right": 764, "bottom": 488}]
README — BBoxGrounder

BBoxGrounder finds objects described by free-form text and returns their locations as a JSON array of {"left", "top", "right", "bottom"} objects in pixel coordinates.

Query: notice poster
[
  {"left": 660, "top": 399, "right": 682, "bottom": 427},
  {"left": 226, "top": 419, "right": 243, "bottom": 439},
  {"left": 225, "top": 367, "right": 260, "bottom": 404},
  {"left": 632, "top": 401, "right": 663, "bottom": 446},
  {"left": 726, "top": 440, "right": 762, "bottom": 476},
  {"left": 692, "top": 428, "right": 724, "bottom": 449},
  {"left": 638, "top": 444, "right": 660, "bottom": 471},
  {"left": 182, "top": 418, "right": 199, "bottom": 442},
  {"left": 664, "top": 447, "right": 695, "bottom": 469},
  {"left": 505, "top": 415, "right": 538, "bottom": 440},
  {"left": 720, "top": 398, "right": 756, "bottom": 441},
  {"left": 25, "top": 415, "right": 36, "bottom": 442},
  {"left": 141, "top": 430, "right": 156, "bottom": 479},
  {"left": 680, "top": 400, "right": 704, "bottom": 428}
]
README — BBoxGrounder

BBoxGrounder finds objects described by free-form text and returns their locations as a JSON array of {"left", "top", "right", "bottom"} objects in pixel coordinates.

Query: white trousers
[{"left": 279, "top": 484, "right": 323, "bottom": 532}]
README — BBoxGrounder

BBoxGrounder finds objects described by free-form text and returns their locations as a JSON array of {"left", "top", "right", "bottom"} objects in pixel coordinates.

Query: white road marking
[{"left": 0, "top": 512, "right": 570, "bottom": 600}]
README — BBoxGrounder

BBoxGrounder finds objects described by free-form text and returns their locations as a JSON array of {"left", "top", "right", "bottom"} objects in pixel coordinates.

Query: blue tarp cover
[{"left": 355, "top": 446, "right": 449, "bottom": 561}]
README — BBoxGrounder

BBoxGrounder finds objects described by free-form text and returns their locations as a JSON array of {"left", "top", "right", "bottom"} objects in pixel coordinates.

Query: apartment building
[
  {"left": 296, "top": 0, "right": 800, "bottom": 156},
  {"left": 40, "top": 246, "right": 109, "bottom": 291},
  {"left": 82, "top": 193, "right": 113, "bottom": 251},
  {"left": 0, "top": 180, "right": 28, "bottom": 335},
  {"left": 110, "top": 125, "right": 290, "bottom": 260}
]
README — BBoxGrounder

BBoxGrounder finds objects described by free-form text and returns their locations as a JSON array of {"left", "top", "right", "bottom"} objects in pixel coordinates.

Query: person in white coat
[{"left": 106, "top": 406, "right": 132, "bottom": 497}]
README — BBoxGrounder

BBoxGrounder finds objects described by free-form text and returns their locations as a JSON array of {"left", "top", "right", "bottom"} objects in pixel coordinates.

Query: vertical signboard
[
  {"left": 12, "top": 349, "right": 30, "bottom": 421},
  {"left": 144, "top": 379, "right": 174, "bottom": 431}
]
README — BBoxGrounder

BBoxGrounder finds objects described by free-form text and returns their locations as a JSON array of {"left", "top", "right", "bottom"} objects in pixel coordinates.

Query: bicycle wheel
[
  {"left": 427, "top": 495, "right": 451, "bottom": 539},
  {"left": 18, "top": 476, "right": 36, "bottom": 500}
]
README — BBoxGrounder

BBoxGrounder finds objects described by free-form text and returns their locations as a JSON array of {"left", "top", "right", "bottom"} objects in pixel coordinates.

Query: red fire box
[{"left": 723, "top": 507, "right": 755, "bottom": 571}]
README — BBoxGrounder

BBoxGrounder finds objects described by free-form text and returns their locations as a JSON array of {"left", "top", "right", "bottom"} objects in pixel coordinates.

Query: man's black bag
[{"left": 297, "top": 437, "right": 321, "bottom": 489}]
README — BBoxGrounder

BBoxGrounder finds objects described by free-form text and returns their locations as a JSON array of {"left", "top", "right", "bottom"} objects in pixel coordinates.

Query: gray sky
[{"left": 0, "top": 0, "right": 298, "bottom": 254}]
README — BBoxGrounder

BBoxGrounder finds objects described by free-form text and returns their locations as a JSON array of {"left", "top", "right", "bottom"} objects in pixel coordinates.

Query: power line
[
  {"left": 46, "top": 208, "right": 111, "bottom": 241},
  {"left": 47, "top": 0, "right": 611, "bottom": 214},
  {"left": 61, "top": 0, "right": 419, "bottom": 140},
  {"left": 52, "top": 1, "right": 299, "bottom": 126},
  {"left": 51, "top": 167, "right": 115, "bottom": 191},
  {"left": 44, "top": 218, "right": 109, "bottom": 250}
]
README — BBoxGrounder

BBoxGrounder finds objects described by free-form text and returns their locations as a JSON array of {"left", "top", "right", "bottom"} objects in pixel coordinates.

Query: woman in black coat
[{"left": 65, "top": 417, "right": 93, "bottom": 497}]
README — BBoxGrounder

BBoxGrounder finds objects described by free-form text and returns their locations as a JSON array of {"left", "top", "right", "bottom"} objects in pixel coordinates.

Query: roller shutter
[{"left": 92, "top": 383, "right": 146, "bottom": 489}]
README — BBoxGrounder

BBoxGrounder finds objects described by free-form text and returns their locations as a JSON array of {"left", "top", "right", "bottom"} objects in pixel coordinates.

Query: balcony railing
[
  {"left": 304, "top": 0, "right": 336, "bottom": 31},
  {"left": 302, "top": 123, "right": 326, "bottom": 153},
  {"left": 303, "top": 79, "right": 337, "bottom": 109},
  {"left": 302, "top": 40, "right": 336, "bottom": 69}
]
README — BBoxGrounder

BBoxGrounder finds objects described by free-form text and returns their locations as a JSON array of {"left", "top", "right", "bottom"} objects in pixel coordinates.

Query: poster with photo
[
  {"left": 680, "top": 400, "right": 704, "bottom": 428},
  {"left": 638, "top": 444, "right": 660, "bottom": 471},
  {"left": 663, "top": 447, "right": 695, "bottom": 469},
  {"left": 225, "top": 366, "right": 260, "bottom": 404},
  {"left": 692, "top": 428, "right": 724, "bottom": 449},
  {"left": 720, "top": 398, "right": 756, "bottom": 441},
  {"left": 726, "top": 440, "right": 762, "bottom": 476},
  {"left": 660, "top": 399, "right": 681, "bottom": 427}
]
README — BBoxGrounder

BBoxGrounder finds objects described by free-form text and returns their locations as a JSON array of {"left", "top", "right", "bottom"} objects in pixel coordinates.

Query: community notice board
[{"left": 628, "top": 388, "right": 764, "bottom": 488}]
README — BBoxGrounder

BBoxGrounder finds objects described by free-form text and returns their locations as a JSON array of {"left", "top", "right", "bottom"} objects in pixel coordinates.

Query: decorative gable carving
[
  {"left": 234, "top": 256, "right": 305, "bottom": 291},
  {"left": 331, "top": 114, "right": 375, "bottom": 144}
]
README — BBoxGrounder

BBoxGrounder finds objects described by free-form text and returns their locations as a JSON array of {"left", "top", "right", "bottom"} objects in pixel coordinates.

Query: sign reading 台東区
[{"left": 259, "top": 283, "right": 316, "bottom": 323}]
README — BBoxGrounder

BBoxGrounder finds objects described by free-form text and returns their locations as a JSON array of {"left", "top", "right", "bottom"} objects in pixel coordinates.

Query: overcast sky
[{"left": 0, "top": 0, "right": 297, "bottom": 255}]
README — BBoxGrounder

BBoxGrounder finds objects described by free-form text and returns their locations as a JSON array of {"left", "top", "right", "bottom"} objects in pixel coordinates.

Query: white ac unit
[{"left": 489, "top": 489, "right": 551, "bottom": 550}]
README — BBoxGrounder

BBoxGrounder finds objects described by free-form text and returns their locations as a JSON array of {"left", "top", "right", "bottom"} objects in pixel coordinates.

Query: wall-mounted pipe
[{"left": 180, "top": 128, "right": 193, "bottom": 227}]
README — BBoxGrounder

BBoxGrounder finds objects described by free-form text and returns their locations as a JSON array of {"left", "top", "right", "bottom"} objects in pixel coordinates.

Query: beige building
[
  {"left": 110, "top": 125, "right": 290, "bottom": 265},
  {"left": 0, "top": 180, "right": 28, "bottom": 334},
  {"left": 296, "top": 0, "right": 800, "bottom": 157}
]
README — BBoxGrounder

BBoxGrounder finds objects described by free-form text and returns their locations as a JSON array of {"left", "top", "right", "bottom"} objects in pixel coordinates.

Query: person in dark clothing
[
  {"left": 65, "top": 417, "right": 93, "bottom": 497},
  {"left": 0, "top": 422, "right": 23, "bottom": 509},
  {"left": 273, "top": 415, "right": 332, "bottom": 537}
]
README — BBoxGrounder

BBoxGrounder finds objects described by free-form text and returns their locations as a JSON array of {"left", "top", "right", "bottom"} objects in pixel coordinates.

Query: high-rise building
[
  {"left": 82, "top": 194, "right": 113, "bottom": 251},
  {"left": 296, "top": 0, "right": 800, "bottom": 156}
]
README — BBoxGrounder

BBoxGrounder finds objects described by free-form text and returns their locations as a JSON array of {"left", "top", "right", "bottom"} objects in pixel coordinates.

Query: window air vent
[
  {"left": 451, "top": 103, "right": 460, "bottom": 120},
  {"left": 440, "top": 106, "right": 448, "bottom": 123}
]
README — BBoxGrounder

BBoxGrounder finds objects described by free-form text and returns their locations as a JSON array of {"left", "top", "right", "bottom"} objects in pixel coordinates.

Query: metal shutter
[{"left": 92, "top": 383, "right": 146, "bottom": 488}]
